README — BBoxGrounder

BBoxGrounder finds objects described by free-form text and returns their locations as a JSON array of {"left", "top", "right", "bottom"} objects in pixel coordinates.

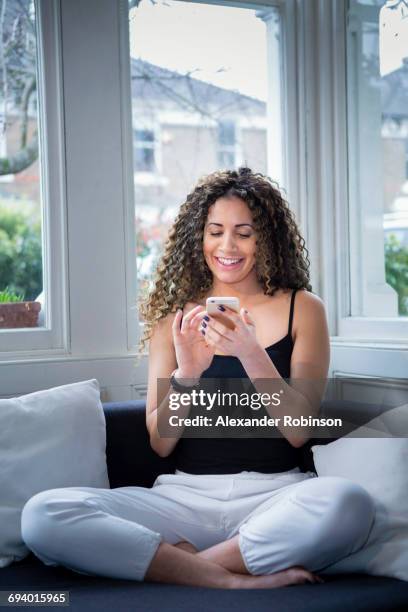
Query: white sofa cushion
[
  {"left": 0, "top": 379, "right": 110, "bottom": 568},
  {"left": 312, "top": 404, "right": 408, "bottom": 581}
]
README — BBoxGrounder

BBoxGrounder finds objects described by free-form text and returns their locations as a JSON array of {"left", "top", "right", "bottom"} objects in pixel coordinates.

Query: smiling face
[{"left": 203, "top": 195, "right": 258, "bottom": 286}]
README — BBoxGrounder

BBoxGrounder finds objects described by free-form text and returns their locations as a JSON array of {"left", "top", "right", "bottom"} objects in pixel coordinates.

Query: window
[
  {"left": 345, "top": 0, "right": 408, "bottom": 321},
  {"left": 217, "top": 120, "right": 237, "bottom": 168},
  {"left": 0, "top": 0, "right": 43, "bottom": 330},
  {"left": 134, "top": 128, "right": 157, "bottom": 172},
  {"left": 0, "top": 0, "right": 67, "bottom": 355},
  {"left": 128, "top": 0, "right": 281, "bottom": 303}
]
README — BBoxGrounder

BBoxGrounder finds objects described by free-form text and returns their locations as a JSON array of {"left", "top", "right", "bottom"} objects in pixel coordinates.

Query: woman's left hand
[{"left": 198, "top": 306, "right": 260, "bottom": 360}]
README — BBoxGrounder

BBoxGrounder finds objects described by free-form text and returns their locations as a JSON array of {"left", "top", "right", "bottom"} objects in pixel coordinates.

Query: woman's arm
[
  {"left": 146, "top": 305, "right": 207, "bottom": 457},
  {"left": 239, "top": 291, "right": 330, "bottom": 447},
  {"left": 146, "top": 314, "right": 193, "bottom": 457}
]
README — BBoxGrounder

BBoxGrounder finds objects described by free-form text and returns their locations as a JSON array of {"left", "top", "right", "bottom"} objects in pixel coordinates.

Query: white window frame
[
  {"left": 281, "top": 0, "right": 408, "bottom": 348},
  {"left": 0, "top": 0, "right": 69, "bottom": 358},
  {"left": 334, "top": 0, "right": 408, "bottom": 344}
]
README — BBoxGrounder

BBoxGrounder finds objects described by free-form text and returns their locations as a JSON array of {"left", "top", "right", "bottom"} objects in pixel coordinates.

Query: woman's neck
[{"left": 205, "top": 278, "right": 266, "bottom": 303}]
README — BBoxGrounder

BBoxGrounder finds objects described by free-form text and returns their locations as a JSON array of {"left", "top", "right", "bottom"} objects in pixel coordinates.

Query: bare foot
[{"left": 229, "top": 566, "right": 325, "bottom": 589}]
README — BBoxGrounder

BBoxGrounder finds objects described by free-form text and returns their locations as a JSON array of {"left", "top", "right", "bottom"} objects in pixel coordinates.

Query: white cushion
[
  {"left": 312, "top": 404, "right": 408, "bottom": 581},
  {"left": 0, "top": 379, "right": 110, "bottom": 568}
]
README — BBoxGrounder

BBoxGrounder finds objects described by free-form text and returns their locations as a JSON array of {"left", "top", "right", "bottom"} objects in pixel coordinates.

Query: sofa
[{"left": 1, "top": 399, "right": 408, "bottom": 612}]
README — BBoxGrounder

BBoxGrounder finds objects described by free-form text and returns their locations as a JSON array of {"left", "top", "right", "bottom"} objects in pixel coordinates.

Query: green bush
[
  {"left": 0, "top": 207, "right": 42, "bottom": 301},
  {"left": 385, "top": 234, "right": 408, "bottom": 316}
]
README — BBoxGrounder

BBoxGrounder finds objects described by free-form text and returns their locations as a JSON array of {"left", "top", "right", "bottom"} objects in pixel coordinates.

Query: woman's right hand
[{"left": 172, "top": 305, "right": 215, "bottom": 380}]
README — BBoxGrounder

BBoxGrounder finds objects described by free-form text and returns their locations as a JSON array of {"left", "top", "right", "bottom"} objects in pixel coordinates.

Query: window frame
[
  {"left": 0, "top": 0, "right": 69, "bottom": 358},
  {"left": 288, "top": 0, "right": 408, "bottom": 347},
  {"left": 334, "top": 0, "right": 408, "bottom": 344}
]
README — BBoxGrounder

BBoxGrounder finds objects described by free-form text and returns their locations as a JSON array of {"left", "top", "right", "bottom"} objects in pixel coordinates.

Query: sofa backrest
[{"left": 103, "top": 399, "right": 387, "bottom": 488}]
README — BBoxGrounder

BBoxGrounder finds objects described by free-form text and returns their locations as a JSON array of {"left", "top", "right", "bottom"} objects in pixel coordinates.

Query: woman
[{"left": 21, "top": 168, "right": 375, "bottom": 590}]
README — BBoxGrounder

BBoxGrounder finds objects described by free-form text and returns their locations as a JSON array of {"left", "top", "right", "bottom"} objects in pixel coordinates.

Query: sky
[
  {"left": 128, "top": 0, "right": 268, "bottom": 101},
  {"left": 128, "top": 0, "right": 408, "bottom": 87}
]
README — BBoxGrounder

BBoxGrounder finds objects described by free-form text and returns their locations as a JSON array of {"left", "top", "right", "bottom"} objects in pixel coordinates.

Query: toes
[
  {"left": 303, "top": 571, "right": 325, "bottom": 585},
  {"left": 293, "top": 568, "right": 323, "bottom": 585}
]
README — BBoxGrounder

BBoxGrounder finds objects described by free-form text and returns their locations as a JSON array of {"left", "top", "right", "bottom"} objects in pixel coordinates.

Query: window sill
[
  {"left": 0, "top": 350, "right": 147, "bottom": 367},
  {"left": 331, "top": 336, "right": 408, "bottom": 351}
]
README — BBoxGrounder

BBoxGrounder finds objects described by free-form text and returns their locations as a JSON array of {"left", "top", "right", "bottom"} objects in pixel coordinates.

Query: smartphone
[
  {"left": 206, "top": 297, "right": 240, "bottom": 332},
  {"left": 206, "top": 297, "right": 240, "bottom": 314}
]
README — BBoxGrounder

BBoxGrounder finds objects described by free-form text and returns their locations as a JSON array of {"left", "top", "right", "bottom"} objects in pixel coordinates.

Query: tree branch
[
  {"left": 20, "top": 74, "right": 35, "bottom": 148},
  {"left": 0, "top": 129, "right": 38, "bottom": 174}
]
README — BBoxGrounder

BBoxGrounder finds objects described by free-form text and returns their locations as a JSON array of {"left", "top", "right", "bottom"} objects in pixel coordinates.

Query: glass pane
[
  {"left": 346, "top": 0, "right": 408, "bottom": 317},
  {"left": 0, "top": 0, "right": 43, "bottom": 330},
  {"left": 135, "top": 128, "right": 154, "bottom": 142},
  {"left": 129, "top": 0, "right": 281, "bottom": 307},
  {"left": 134, "top": 146, "right": 156, "bottom": 172},
  {"left": 218, "top": 150, "right": 235, "bottom": 168},
  {"left": 218, "top": 120, "right": 235, "bottom": 146}
]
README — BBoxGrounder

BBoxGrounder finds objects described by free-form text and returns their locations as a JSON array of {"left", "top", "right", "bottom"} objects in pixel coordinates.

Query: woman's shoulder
[
  {"left": 293, "top": 288, "right": 326, "bottom": 312},
  {"left": 263, "top": 287, "right": 324, "bottom": 311},
  {"left": 292, "top": 289, "right": 328, "bottom": 339},
  {"left": 151, "top": 311, "right": 176, "bottom": 342}
]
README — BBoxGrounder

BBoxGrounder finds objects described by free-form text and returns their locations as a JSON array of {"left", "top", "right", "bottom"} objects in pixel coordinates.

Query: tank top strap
[{"left": 288, "top": 288, "right": 298, "bottom": 338}]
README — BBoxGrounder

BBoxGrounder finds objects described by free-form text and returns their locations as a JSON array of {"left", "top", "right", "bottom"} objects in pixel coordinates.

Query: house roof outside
[{"left": 130, "top": 58, "right": 266, "bottom": 121}]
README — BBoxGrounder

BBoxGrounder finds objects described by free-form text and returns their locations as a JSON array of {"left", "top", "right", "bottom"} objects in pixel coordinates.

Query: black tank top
[{"left": 173, "top": 289, "right": 300, "bottom": 474}]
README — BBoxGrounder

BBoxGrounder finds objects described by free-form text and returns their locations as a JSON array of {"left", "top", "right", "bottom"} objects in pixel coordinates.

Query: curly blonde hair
[{"left": 136, "top": 167, "right": 312, "bottom": 356}]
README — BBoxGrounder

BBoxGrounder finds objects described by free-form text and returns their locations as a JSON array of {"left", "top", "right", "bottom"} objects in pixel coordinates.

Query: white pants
[{"left": 21, "top": 468, "right": 375, "bottom": 582}]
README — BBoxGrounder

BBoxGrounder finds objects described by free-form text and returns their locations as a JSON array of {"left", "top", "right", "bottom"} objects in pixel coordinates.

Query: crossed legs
[
  {"left": 20, "top": 485, "right": 320, "bottom": 589},
  {"left": 177, "top": 476, "right": 375, "bottom": 579},
  {"left": 21, "top": 476, "right": 375, "bottom": 588}
]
